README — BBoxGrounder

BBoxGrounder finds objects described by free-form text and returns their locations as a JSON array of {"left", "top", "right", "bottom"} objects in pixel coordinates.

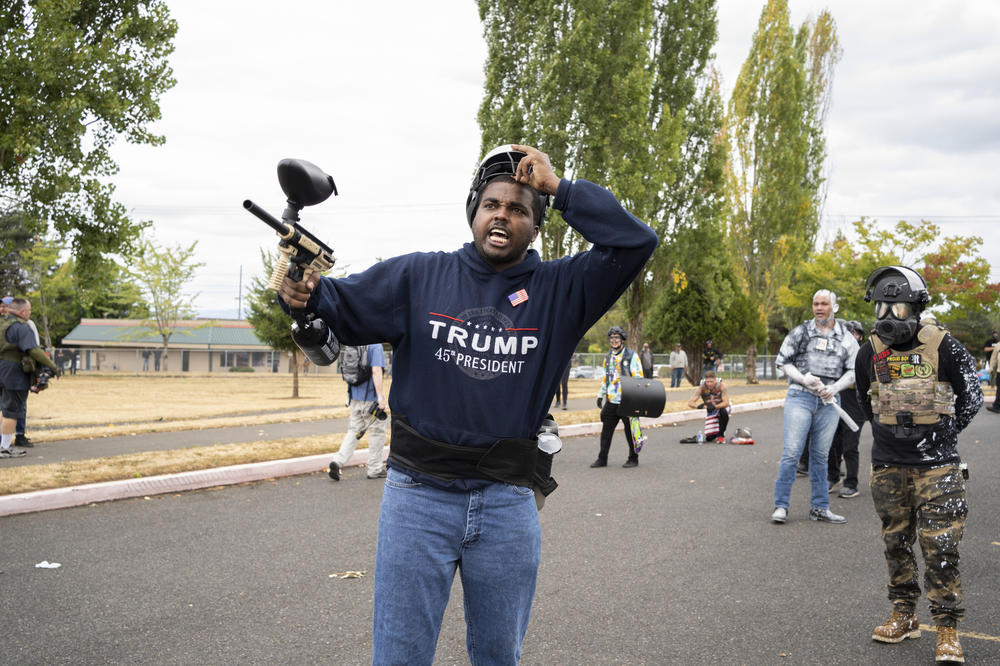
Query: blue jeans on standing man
[
  {"left": 773, "top": 388, "right": 840, "bottom": 512},
  {"left": 670, "top": 367, "right": 683, "bottom": 388},
  {"left": 373, "top": 466, "right": 542, "bottom": 665}
]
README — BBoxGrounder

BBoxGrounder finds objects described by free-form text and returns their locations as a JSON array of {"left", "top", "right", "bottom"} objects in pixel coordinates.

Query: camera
[{"left": 30, "top": 366, "right": 55, "bottom": 393}]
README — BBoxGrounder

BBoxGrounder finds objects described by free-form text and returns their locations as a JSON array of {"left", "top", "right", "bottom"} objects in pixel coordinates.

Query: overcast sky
[{"left": 108, "top": 0, "right": 1000, "bottom": 317}]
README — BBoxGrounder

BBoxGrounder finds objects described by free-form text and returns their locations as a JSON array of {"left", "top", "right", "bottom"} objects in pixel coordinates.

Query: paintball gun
[{"left": 243, "top": 159, "right": 341, "bottom": 366}]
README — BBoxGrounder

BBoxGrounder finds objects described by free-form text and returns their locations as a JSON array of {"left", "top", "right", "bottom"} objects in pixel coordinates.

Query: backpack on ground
[{"left": 340, "top": 345, "right": 372, "bottom": 386}]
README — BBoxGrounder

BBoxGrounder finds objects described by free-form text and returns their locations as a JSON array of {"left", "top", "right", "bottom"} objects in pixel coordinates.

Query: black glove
[{"left": 597, "top": 397, "right": 603, "bottom": 409}]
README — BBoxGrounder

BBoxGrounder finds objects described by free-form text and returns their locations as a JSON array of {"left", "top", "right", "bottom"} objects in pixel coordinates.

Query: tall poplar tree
[
  {"left": 724, "top": 0, "right": 841, "bottom": 374},
  {"left": 477, "top": 0, "right": 724, "bottom": 341}
]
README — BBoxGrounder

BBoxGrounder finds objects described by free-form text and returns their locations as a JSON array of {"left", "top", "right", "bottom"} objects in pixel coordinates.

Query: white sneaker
[
  {"left": 0, "top": 447, "right": 26, "bottom": 458},
  {"left": 771, "top": 507, "right": 787, "bottom": 523},
  {"left": 809, "top": 507, "right": 846, "bottom": 524}
]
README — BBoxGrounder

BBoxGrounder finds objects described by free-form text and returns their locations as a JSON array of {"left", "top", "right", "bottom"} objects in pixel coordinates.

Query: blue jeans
[
  {"left": 773, "top": 389, "right": 840, "bottom": 511},
  {"left": 670, "top": 367, "right": 683, "bottom": 387},
  {"left": 373, "top": 467, "right": 542, "bottom": 665}
]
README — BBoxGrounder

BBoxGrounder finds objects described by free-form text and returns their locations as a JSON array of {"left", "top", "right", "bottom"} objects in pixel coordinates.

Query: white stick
[{"left": 830, "top": 401, "right": 860, "bottom": 432}]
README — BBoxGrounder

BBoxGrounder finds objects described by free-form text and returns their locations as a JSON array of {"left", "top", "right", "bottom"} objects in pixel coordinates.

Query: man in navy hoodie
[{"left": 279, "top": 144, "right": 657, "bottom": 664}]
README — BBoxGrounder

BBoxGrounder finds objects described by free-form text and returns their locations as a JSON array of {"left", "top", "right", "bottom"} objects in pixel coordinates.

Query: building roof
[{"left": 61, "top": 318, "right": 271, "bottom": 350}]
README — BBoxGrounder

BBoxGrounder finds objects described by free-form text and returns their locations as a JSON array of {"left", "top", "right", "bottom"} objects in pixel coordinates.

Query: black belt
[{"left": 389, "top": 414, "right": 539, "bottom": 489}]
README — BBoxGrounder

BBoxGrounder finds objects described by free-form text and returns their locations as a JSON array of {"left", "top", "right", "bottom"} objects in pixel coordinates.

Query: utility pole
[{"left": 236, "top": 265, "right": 243, "bottom": 319}]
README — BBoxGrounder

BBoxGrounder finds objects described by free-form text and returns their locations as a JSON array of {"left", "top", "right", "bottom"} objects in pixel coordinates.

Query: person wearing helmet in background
[
  {"left": 592, "top": 326, "right": 644, "bottom": 468},
  {"left": 827, "top": 320, "right": 867, "bottom": 499},
  {"left": 770, "top": 289, "right": 859, "bottom": 525},
  {"left": 855, "top": 266, "right": 982, "bottom": 663},
  {"left": 279, "top": 144, "right": 657, "bottom": 664}
]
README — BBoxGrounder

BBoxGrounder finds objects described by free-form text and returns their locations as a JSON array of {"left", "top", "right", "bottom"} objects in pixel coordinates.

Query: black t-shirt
[{"left": 855, "top": 327, "right": 983, "bottom": 466}]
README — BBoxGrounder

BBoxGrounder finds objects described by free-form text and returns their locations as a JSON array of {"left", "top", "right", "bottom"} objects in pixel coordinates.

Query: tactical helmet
[
  {"left": 607, "top": 326, "right": 627, "bottom": 341},
  {"left": 864, "top": 266, "right": 929, "bottom": 346},
  {"left": 845, "top": 320, "right": 866, "bottom": 339},
  {"left": 465, "top": 144, "right": 549, "bottom": 226}
]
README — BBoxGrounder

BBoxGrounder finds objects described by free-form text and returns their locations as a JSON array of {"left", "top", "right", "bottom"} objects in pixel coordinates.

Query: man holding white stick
[{"left": 770, "top": 289, "right": 859, "bottom": 524}]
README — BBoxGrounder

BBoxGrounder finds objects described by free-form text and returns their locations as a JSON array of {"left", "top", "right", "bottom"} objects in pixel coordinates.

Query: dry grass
[
  {"left": 3, "top": 374, "right": 787, "bottom": 495},
  {"left": 2, "top": 434, "right": 347, "bottom": 495},
  {"left": 29, "top": 373, "right": 354, "bottom": 429}
]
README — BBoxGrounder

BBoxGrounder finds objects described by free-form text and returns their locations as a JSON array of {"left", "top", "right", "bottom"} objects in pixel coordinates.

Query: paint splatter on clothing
[{"left": 856, "top": 328, "right": 984, "bottom": 466}]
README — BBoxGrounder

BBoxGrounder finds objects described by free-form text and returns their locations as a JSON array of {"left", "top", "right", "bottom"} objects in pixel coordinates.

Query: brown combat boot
[
  {"left": 872, "top": 609, "right": 921, "bottom": 643},
  {"left": 935, "top": 626, "right": 964, "bottom": 663}
]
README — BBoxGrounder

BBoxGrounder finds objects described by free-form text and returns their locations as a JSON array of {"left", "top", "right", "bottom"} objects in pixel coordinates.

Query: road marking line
[{"left": 919, "top": 625, "right": 1000, "bottom": 643}]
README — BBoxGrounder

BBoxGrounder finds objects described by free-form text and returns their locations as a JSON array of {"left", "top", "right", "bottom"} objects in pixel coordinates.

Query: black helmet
[
  {"left": 864, "top": 266, "right": 929, "bottom": 346},
  {"left": 845, "top": 320, "right": 865, "bottom": 338},
  {"left": 465, "top": 144, "right": 549, "bottom": 226},
  {"left": 607, "top": 326, "right": 627, "bottom": 341},
  {"left": 864, "top": 265, "right": 929, "bottom": 307}
]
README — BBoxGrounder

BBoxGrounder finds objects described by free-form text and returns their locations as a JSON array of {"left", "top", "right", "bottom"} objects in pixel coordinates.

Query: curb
[{"left": 0, "top": 399, "right": 784, "bottom": 518}]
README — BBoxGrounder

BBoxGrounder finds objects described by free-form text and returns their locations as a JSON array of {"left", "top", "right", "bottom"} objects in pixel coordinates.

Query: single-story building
[{"left": 59, "top": 318, "right": 334, "bottom": 374}]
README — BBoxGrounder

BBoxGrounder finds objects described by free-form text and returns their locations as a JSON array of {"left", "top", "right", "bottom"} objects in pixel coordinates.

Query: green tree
[
  {"left": 476, "top": 0, "right": 723, "bottom": 341},
  {"left": 0, "top": 209, "right": 44, "bottom": 295},
  {"left": 0, "top": 0, "right": 177, "bottom": 280},
  {"left": 779, "top": 219, "right": 1000, "bottom": 353},
  {"left": 124, "top": 237, "right": 203, "bottom": 371},
  {"left": 725, "top": 0, "right": 841, "bottom": 368},
  {"left": 246, "top": 250, "right": 303, "bottom": 398},
  {"left": 645, "top": 266, "right": 765, "bottom": 382}
]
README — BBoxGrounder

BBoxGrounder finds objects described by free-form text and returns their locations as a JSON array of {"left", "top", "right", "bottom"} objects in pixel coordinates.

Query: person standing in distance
[
  {"left": 0, "top": 298, "right": 58, "bottom": 459},
  {"left": 328, "top": 343, "right": 388, "bottom": 480},
  {"left": 592, "top": 326, "right": 644, "bottom": 469},
  {"left": 770, "top": 289, "right": 858, "bottom": 524},
  {"left": 278, "top": 144, "right": 656, "bottom": 664},
  {"left": 639, "top": 342, "right": 654, "bottom": 379},
  {"left": 856, "top": 266, "right": 982, "bottom": 663},
  {"left": 669, "top": 342, "right": 687, "bottom": 388}
]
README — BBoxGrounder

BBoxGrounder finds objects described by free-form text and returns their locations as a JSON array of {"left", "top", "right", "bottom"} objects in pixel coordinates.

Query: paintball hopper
[
  {"left": 278, "top": 158, "right": 337, "bottom": 209},
  {"left": 619, "top": 376, "right": 667, "bottom": 418}
]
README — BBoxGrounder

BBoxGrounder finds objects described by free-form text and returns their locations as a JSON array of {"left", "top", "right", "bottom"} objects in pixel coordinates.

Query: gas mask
[{"left": 873, "top": 300, "right": 918, "bottom": 346}]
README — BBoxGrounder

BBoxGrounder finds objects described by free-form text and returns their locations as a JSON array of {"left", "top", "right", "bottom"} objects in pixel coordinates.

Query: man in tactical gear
[
  {"left": 592, "top": 326, "right": 643, "bottom": 468},
  {"left": 855, "top": 266, "right": 982, "bottom": 663},
  {"left": 771, "top": 289, "right": 859, "bottom": 525},
  {"left": 279, "top": 144, "right": 657, "bottom": 664},
  {"left": 1, "top": 298, "right": 58, "bottom": 459}
]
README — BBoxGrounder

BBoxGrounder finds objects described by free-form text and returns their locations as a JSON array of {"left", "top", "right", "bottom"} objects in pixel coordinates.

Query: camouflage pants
[{"left": 870, "top": 464, "right": 967, "bottom": 626}]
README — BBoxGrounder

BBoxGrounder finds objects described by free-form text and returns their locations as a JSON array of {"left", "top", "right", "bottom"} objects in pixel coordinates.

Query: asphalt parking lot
[{"left": 2, "top": 406, "right": 998, "bottom": 664}]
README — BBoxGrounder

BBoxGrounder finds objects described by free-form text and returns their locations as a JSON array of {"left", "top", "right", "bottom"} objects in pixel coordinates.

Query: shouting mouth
[{"left": 487, "top": 227, "right": 510, "bottom": 247}]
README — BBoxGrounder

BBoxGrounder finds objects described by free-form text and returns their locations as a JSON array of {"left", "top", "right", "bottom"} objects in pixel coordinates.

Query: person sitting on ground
[{"left": 680, "top": 370, "right": 730, "bottom": 443}]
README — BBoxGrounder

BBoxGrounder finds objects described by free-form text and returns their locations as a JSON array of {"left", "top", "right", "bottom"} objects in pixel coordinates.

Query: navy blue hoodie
[{"left": 298, "top": 178, "right": 656, "bottom": 456}]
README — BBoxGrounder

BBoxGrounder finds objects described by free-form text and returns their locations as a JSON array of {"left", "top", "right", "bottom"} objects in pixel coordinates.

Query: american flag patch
[{"left": 507, "top": 289, "right": 529, "bottom": 307}]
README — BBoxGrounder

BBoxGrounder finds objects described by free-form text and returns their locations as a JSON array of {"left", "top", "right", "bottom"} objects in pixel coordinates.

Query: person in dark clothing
[
  {"left": 639, "top": 342, "right": 654, "bottom": 379},
  {"left": 856, "top": 266, "right": 982, "bottom": 663},
  {"left": 1, "top": 298, "right": 58, "bottom": 459},
  {"left": 701, "top": 340, "right": 721, "bottom": 378},
  {"left": 827, "top": 320, "right": 866, "bottom": 497},
  {"left": 553, "top": 360, "right": 570, "bottom": 410},
  {"left": 278, "top": 144, "right": 656, "bottom": 664}
]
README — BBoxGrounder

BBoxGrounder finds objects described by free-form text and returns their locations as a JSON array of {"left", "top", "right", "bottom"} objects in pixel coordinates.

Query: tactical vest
[
  {"left": 868, "top": 323, "right": 955, "bottom": 426},
  {"left": 0, "top": 315, "right": 24, "bottom": 362}
]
